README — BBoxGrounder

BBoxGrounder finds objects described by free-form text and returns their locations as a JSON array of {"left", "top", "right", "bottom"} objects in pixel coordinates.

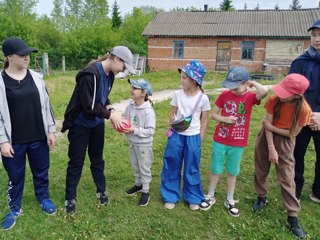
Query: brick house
[{"left": 142, "top": 8, "right": 320, "bottom": 75}]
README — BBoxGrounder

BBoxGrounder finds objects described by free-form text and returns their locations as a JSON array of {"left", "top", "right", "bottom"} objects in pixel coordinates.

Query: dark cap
[
  {"left": 2, "top": 37, "right": 38, "bottom": 57},
  {"left": 308, "top": 19, "right": 320, "bottom": 31},
  {"left": 221, "top": 66, "right": 250, "bottom": 89}
]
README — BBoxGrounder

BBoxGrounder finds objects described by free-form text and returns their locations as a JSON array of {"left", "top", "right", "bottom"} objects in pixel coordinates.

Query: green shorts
[{"left": 211, "top": 141, "right": 244, "bottom": 176}]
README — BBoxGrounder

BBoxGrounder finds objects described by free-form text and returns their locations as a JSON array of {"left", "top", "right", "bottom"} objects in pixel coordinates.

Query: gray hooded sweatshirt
[{"left": 124, "top": 100, "right": 155, "bottom": 146}]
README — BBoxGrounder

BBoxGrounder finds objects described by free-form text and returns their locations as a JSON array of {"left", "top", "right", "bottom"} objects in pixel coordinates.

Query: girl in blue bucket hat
[{"left": 160, "top": 60, "right": 212, "bottom": 210}]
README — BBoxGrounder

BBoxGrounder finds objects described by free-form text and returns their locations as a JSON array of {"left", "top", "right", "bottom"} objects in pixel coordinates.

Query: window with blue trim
[
  {"left": 241, "top": 41, "right": 255, "bottom": 60},
  {"left": 173, "top": 41, "right": 184, "bottom": 59}
]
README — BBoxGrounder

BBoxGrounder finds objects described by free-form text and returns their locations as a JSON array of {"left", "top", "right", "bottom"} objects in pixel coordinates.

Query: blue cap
[
  {"left": 178, "top": 60, "right": 206, "bottom": 87},
  {"left": 221, "top": 66, "right": 250, "bottom": 89},
  {"left": 128, "top": 78, "right": 153, "bottom": 96},
  {"left": 308, "top": 19, "right": 320, "bottom": 31}
]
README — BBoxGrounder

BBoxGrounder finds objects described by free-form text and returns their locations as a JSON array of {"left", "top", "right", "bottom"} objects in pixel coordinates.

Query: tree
[
  {"left": 219, "top": 0, "right": 233, "bottom": 11},
  {"left": 83, "top": 0, "right": 109, "bottom": 24},
  {"left": 244, "top": 3, "right": 247, "bottom": 10},
  {"left": 171, "top": 6, "right": 200, "bottom": 12},
  {"left": 0, "top": 0, "right": 38, "bottom": 42},
  {"left": 254, "top": 3, "right": 260, "bottom": 10},
  {"left": 65, "top": 0, "right": 82, "bottom": 21},
  {"left": 51, "top": 0, "right": 65, "bottom": 30},
  {"left": 289, "top": 0, "right": 302, "bottom": 10},
  {"left": 111, "top": 0, "right": 122, "bottom": 29},
  {"left": 119, "top": 7, "right": 154, "bottom": 55},
  {"left": 275, "top": 3, "right": 280, "bottom": 10}
]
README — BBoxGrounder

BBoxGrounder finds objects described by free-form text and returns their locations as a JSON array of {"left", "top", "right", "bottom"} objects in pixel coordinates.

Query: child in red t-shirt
[
  {"left": 252, "top": 74, "right": 311, "bottom": 239},
  {"left": 200, "top": 66, "right": 268, "bottom": 215}
]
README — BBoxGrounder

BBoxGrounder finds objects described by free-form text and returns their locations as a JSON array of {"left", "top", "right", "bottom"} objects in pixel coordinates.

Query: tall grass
[{"left": 0, "top": 71, "right": 318, "bottom": 240}]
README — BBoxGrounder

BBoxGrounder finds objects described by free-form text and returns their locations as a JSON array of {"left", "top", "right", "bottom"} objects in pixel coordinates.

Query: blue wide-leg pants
[{"left": 160, "top": 132, "right": 204, "bottom": 205}]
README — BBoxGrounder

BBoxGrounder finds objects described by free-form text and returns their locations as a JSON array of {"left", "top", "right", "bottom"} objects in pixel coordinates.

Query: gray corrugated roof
[{"left": 142, "top": 9, "right": 320, "bottom": 37}]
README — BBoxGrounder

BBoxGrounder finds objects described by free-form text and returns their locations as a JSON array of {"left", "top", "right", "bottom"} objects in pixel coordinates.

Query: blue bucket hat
[
  {"left": 221, "top": 66, "right": 250, "bottom": 90},
  {"left": 128, "top": 78, "right": 153, "bottom": 96},
  {"left": 178, "top": 60, "right": 206, "bottom": 87},
  {"left": 308, "top": 19, "right": 320, "bottom": 31}
]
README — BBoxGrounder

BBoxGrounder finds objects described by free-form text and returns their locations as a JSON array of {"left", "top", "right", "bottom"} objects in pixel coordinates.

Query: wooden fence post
[
  {"left": 42, "top": 53, "right": 49, "bottom": 76},
  {"left": 62, "top": 56, "right": 66, "bottom": 74}
]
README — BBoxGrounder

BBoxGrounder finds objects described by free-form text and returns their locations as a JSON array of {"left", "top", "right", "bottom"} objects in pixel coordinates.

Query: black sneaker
[
  {"left": 65, "top": 199, "right": 76, "bottom": 214},
  {"left": 139, "top": 192, "right": 150, "bottom": 206},
  {"left": 126, "top": 185, "right": 142, "bottom": 196},
  {"left": 96, "top": 192, "right": 109, "bottom": 205},
  {"left": 252, "top": 196, "right": 267, "bottom": 212},
  {"left": 287, "top": 217, "right": 306, "bottom": 239}
]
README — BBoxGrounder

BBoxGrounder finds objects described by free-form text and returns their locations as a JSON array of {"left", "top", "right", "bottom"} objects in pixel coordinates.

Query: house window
[
  {"left": 173, "top": 41, "right": 184, "bottom": 59},
  {"left": 241, "top": 41, "right": 255, "bottom": 60}
]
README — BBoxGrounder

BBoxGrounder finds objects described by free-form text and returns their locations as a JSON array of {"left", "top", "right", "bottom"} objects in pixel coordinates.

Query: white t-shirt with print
[{"left": 171, "top": 89, "right": 211, "bottom": 136}]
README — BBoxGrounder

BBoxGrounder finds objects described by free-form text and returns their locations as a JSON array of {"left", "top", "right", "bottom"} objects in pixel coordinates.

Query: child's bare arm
[
  {"left": 264, "top": 114, "right": 279, "bottom": 164},
  {"left": 212, "top": 105, "right": 237, "bottom": 124},
  {"left": 200, "top": 111, "right": 209, "bottom": 141},
  {"left": 248, "top": 80, "right": 268, "bottom": 101},
  {"left": 263, "top": 118, "right": 302, "bottom": 137},
  {"left": 169, "top": 106, "right": 178, "bottom": 126}
]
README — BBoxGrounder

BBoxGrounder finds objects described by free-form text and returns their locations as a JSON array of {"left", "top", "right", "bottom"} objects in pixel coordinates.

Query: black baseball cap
[
  {"left": 2, "top": 37, "right": 38, "bottom": 57},
  {"left": 308, "top": 19, "right": 320, "bottom": 31}
]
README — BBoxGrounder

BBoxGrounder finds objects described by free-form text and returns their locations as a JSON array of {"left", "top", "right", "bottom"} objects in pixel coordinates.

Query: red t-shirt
[{"left": 213, "top": 90, "right": 260, "bottom": 147}]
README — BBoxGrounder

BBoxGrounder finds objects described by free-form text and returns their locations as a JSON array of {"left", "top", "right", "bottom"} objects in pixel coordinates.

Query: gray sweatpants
[{"left": 129, "top": 144, "right": 154, "bottom": 193}]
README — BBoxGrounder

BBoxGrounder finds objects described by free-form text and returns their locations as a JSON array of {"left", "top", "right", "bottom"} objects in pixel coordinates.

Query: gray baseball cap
[{"left": 110, "top": 46, "right": 135, "bottom": 74}]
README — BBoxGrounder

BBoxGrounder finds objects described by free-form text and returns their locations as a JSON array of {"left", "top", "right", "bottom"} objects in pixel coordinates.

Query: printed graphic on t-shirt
[
  {"left": 217, "top": 101, "right": 247, "bottom": 140},
  {"left": 213, "top": 90, "right": 259, "bottom": 147}
]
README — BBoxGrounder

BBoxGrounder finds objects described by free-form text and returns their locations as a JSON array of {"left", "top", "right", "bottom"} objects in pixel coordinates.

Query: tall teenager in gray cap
[
  {"left": 289, "top": 19, "right": 320, "bottom": 204},
  {"left": 61, "top": 46, "right": 136, "bottom": 213},
  {"left": 0, "top": 37, "right": 57, "bottom": 230}
]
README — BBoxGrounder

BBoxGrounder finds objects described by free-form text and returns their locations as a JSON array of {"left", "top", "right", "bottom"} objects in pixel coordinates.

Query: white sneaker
[
  {"left": 200, "top": 196, "right": 216, "bottom": 211},
  {"left": 164, "top": 203, "right": 175, "bottom": 209},
  {"left": 309, "top": 193, "right": 320, "bottom": 203},
  {"left": 224, "top": 200, "right": 240, "bottom": 217},
  {"left": 189, "top": 204, "right": 200, "bottom": 211}
]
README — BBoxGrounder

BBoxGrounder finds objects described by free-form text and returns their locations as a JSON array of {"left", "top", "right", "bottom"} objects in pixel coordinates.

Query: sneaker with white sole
[
  {"left": 96, "top": 192, "right": 109, "bottom": 205},
  {"left": 139, "top": 192, "right": 150, "bottom": 206},
  {"left": 200, "top": 196, "right": 216, "bottom": 211},
  {"left": 2, "top": 209, "right": 23, "bottom": 230},
  {"left": 189, "top": 204, "right": 200, "bottom": 211},
  {"left": 224, "top": 200, "right": 239, "bottom": 217},
  {"left": 309, "top": 193, "right": 320, "bottom": 203},
  {"left": 40, "top": 198, "right": 57, "bottom": 215},
  {"left": 65, "top": 199, "right": 76, "bottom": 214},
  {"left": 164, "top": 203, "right": 175, "bottom": 209}
]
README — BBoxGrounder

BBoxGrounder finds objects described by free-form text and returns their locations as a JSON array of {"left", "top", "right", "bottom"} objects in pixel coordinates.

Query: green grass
[{"left": 0, "top": 71, "right": 318, "bottom": 239}]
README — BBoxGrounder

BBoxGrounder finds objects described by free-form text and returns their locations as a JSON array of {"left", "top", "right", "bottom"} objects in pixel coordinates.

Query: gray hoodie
[
  {"left": 124, "top": 100, "right": 155, "bottom": 146},
  {"left": 0, "top": 69, "right": 56, "bottom": 144}
]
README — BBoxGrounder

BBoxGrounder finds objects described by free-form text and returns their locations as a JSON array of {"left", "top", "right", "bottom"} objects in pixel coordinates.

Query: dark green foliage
[
  {"left": 290, "top": 0, "right": 302, "bottom": 10},
  {"left": 219, "top": 0, "right": 234, "bottom": 11},
  {"left": 111, "top": 0, "right": 122, "bottom": 29},
  {"left": 0, "top": 1, "right": 153, "bottom": 70}
]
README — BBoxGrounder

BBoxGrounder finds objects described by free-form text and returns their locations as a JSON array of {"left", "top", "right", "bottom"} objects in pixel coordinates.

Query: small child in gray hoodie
[{"left": 124, "top": 79, "right": 156, "bottom": 206}]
